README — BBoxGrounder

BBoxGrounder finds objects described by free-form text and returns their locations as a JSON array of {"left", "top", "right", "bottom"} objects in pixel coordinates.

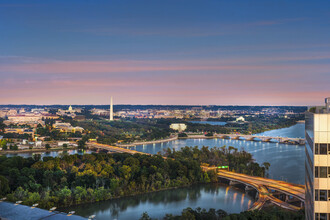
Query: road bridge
[
  {"left": 88, "top": 142, "right": 305, "bottom": 211},
  {"left": 203, "top": 167, "right": 305, "bottom": 211},
  {"left": 87, "top": 142, "right": 150, "bottom": 155},
  {"left": 215, "top": 134, "right": 305, "bottom": 145}
]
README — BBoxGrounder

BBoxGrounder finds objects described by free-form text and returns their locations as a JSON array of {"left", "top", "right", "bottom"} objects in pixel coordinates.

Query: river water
[
  {"left": 3, "top": 123, "right": 305, "bottom": 219},
  {"left": 189, "top": 121, "right": 227, "bottom": 126},
  {"left": 133, "top": 123, "right": 305, "bottom": 184},
  {"left": 61, "top": 184, "right": 254, "bottom": 220}
]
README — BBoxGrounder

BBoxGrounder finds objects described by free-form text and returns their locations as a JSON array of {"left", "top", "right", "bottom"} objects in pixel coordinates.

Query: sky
[{"left": 0, "top": 0, "right": 329, "bottom": 106}]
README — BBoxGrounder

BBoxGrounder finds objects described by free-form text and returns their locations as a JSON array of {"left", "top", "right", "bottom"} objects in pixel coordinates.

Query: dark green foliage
[
  {"left": 157, "top": 207, "right": 304, "bottom": 220},
  {"left": 223, "top": 207, "right": 305, "bottom": 220},
  {"left": 0, "top": 152, "right": 209, "bottom": 209},
  {"left": 178, "top": 133, "right": 188, "bottom": 138},
  {"left": 164, "top": 146, "right": 269, "bottom": 177},
  {"left": 9, "top": 144, "right": 18, "bottom": 150},
  {"left": 205, "top": 132, "right": 214, "bottom": 137},
  {"left": 75, "top": 119, "right": 172, "bottom": 145}
]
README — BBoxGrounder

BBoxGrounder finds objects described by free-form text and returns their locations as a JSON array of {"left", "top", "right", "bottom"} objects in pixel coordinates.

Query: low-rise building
[
  {"left": 170, "top": 123, "right": 187, "bottom": 132},
  {"left": 4, "top": 128, "right": 34, "bottom": 136},
  {"left": 236, "top": 116, "right": 245, "bottom": 122},
  {"left": 53, "top": 122, "right": 84, "bottom": 133}
]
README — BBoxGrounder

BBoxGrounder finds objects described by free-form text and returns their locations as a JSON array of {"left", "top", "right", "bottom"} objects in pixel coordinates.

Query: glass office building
[{"left": 306, "top": 98, "right": 330, "bottom": 220}]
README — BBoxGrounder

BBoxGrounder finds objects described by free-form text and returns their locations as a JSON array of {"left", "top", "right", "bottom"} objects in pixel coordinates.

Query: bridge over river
[
  {"left": 203, "top": 167, "right": 305, "bottom": 211},
  {"left": 88, "top": 142, "right": 305, "bottom": 211},
  {"left": 184, "top": 134, "right": 305, "bottom": 145}
]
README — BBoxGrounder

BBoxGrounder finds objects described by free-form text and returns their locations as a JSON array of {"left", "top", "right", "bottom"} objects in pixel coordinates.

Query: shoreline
[
  {"left": 1, "top": 122, "right": 303, "bottom": 155},
  {"left": 0, "top": 147, "right": 79, "bottom": 155},
  {"left": 58, "top": 182, "right": 254, "bottom": 214}
]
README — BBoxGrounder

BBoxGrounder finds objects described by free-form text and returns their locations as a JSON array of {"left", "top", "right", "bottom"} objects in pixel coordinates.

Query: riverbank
[
  {"left": 0, "top": 146, "right": 78, "bottom": 155},
  {"left": 59, "top": 183, "right": 254, "bottom": 220}
]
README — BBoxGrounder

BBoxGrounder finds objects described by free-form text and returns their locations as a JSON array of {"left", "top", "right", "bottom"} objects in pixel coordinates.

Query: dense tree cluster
[
  {"left": 36, "top": 119, "right": 83, "bottom": 141},
  {"left": 186, "top": 114, "right": 304, "bottom": 135},
  {"left": 139, "top": 207, "right": 304, "bottom": 220},
  {"left": 74, "top": 119, "right": 172, "bottom": 145},
  {"left": 0, "top": 151, "right": 214, "bottom": 209},
  {"left": 241, "top": 114, "right": 305, "bottom": 134},
  {"left": 164, "top": 146, "right": 270, "bottom": 177}
]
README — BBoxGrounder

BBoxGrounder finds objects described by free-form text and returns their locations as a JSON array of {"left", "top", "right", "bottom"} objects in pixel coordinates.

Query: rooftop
[{"left": 0, "top": 202, "right": 86, "bottom": 220}]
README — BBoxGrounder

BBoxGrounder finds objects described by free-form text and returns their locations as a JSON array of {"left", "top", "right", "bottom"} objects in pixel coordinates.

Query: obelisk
[{"left": 110, "top": 96, "right": 114, "bottom": 121}]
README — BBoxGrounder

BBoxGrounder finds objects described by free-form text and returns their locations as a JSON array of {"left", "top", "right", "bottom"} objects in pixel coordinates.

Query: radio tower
[{"left": 110, "top": 96, "right": 114, "bottom": 121}]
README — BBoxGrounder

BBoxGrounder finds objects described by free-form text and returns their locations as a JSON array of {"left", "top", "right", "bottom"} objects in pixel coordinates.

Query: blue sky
[{"left": 0, "top": 0, "right": 329, "bottom": 105}]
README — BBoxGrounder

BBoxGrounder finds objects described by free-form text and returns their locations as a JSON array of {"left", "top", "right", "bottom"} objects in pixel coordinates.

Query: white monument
[{"left": 110, "top": 97, "right": 114, "bottom": 121}]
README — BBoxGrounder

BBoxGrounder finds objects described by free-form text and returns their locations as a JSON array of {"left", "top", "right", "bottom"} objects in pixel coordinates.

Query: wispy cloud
[{"left": 248, "top": 17, "right": 308, "bottom": 26}]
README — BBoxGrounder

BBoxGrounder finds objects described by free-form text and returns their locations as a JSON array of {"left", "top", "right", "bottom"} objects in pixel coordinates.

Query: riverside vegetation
[
  {"left": 139, "top": 206, "right": 305, "bottom": 220},
  {"left": 0, "top": 146, "right": 268, "bottom": 209}
]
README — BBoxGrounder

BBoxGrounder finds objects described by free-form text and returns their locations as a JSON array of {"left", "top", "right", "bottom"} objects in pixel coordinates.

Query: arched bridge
[{"left": 215, "top": 134, "right": 305, "bottom": 145}]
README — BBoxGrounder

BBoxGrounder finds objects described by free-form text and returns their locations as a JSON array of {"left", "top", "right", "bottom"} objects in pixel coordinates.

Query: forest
[
  {"left": 164, "top": 146, "right": 270, "bottom": 177},
  {"left": 0, "top": 146, "right": 268, "bottom": 209},
  {"left": 71, "top": 118, "right": 172, "bottom": 145},
  {"left": 0, "top": 151, "right": 211, "bottom": 208},
  {"left": 139, "top": 207, "right": 304, "bottom": 220}
]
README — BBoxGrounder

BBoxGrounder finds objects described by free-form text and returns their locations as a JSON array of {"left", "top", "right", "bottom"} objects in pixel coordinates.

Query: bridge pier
[
  {"left": 300, "top": 201, "right": 304, "bottom": 208},
  {"left": 245, "top": 185, "right": 255, "bottom": 191},
  {"left": 229, "top": 180, "right": 241, "bottom": 186}
]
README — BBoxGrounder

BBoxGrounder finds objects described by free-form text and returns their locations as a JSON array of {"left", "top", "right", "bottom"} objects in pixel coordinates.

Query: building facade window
[
  {"left": 315, "top": 213, "right": 328, "bottom": 220},
  {"left": 320, "top": 144, "right": 328, "bottom": 155},
  {"left": 320, "top": 190, "right": 327, "bottom": 201},
  {"left": 315, "top": 166, "right": 330, "bottom": 178},
  {"left": 314, "top": 143, "right": 330, "bottom": 155}
]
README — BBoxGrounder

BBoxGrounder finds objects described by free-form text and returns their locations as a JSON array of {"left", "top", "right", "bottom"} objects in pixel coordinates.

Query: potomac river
[{"left": 4, "top": 123, "right": 305, "bottom": 219}]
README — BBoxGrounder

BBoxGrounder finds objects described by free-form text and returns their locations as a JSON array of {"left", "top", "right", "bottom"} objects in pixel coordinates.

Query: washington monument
[{"left": 110, "top": 96, "right": 114, "bottom": 121}]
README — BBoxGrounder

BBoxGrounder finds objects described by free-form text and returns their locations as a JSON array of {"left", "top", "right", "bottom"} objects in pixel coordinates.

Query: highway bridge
[
  {"left": 88, "top": 142, "right": 305, "bottom": 211},
  {"left": 203, "top": 167, "right": 305, "bottom": 211},
  {"left": 216, "top": 134, "right": 305, "bottom": 145},
  {"left": 87, "top": 142, "right": 150, "bottom": 155},
  {"left": 184, "top": 134, "right": 305, "bottom": 145}
]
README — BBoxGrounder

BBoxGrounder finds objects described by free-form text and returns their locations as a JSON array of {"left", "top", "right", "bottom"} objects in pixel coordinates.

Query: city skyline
[{"left": 1, "top": 0, "right": 329, "bottom": 105}]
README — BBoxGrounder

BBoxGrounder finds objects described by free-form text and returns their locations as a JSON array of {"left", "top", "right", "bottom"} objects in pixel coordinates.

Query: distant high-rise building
[
  {"left": 110, "top": 97, "right": 114, "bottom": 121},
  {"left": 305, "top": 97, "right": 330, "bottom": 220}
]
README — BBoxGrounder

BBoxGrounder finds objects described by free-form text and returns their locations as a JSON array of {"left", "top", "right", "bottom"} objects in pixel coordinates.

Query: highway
[
  {"left": 87, "top": 142, "right": 150, "bottom": 155},
  {"left": 215, "top": 169, "right": 304, "bottom": 211},
  {"left": 88, "top": 142, "right": 305, "bottom": 211}
]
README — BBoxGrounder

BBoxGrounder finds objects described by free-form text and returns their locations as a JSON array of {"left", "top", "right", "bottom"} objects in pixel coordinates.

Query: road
[
  {"left": 214, "top": 169, "right": 304, "bottom": 211},
  {"left": 89, "top": 142, "right": 305, "bottom": 211}
]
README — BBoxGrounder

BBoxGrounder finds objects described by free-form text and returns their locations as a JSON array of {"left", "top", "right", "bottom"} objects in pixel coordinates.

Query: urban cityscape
[{"left": 1, "top": 1, "right": 330, "bottom": 220}]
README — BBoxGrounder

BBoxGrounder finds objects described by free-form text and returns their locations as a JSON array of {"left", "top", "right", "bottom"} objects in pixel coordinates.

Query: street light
[
  {"left": 49, "top": 207, "right": 57, "bottom": 212},
  {"left": 67, "top": 211, "right": 75, "bottom": 216},
  {"left": 88, "top": 215, "right": 96, "bottom": 220},
  {"left": 15, "top": 201, "right": 22, "bottom": 205},
  {"left": 31, "top": 203, "right": 38, "bottom": 208}
]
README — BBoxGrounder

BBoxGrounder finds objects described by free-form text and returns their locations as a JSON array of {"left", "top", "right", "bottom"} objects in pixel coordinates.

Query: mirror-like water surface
[{"left": 60, "top": 184, "right": 254, "bottom": 220}]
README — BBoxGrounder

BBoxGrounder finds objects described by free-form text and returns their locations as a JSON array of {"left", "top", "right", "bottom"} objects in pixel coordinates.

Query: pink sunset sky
[{"left": 1, "top": 1, "right": 329, "bottom": 105}]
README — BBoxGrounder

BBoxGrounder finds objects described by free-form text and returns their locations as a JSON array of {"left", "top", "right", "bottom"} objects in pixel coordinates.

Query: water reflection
[{"left": 60, "top": 184, "right": 254, "bottom": 220}]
